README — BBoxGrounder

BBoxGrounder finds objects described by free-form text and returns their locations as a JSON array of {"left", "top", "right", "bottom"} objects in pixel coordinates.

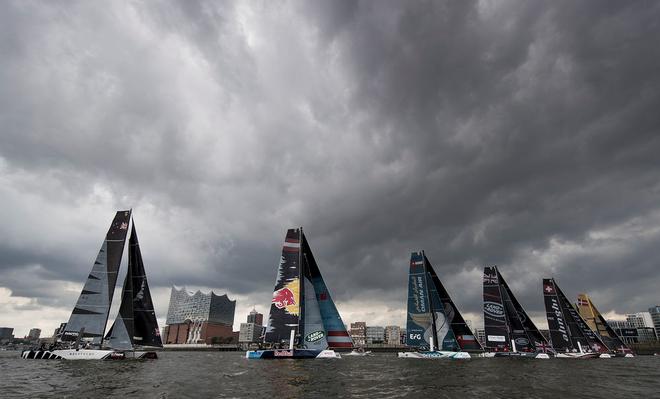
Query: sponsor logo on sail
[
  {"left": 483, "top": 273, "right": 498, "bottom": 284},
  {"left": 488, "top": 335, "right": 506, "bottom": 342},
  {"left": 272, "top": 288, "right": 296, "bottom": 309},
  {"left": 514, "top": 337, "right": 529, "bottom": 346},
  {"left": 550, "top": 298, "right": 569, "bottom": 342},
  {"left": 305, "top": 331, "right": 325, "bottom": 342},
  {"left": 484, "top": 302, "right": 504, "bottom": 318}
]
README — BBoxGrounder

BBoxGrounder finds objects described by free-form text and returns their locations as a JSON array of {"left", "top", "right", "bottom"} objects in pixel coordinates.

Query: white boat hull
[
  {"left": 246, "top": 348, "right": 340, "bottom": 359},
  {"left": 398, "top": 351, "right": 470, "bottom": 359},
  {"left": 555, "top": 352, "right": 600, "bottom": 359},
  {"left": 22, "top": 349, "right": 124, "bottom": 360},
  {"left": 344, "top": 350, "right": 372, "bottom": 357},
  {"left": 480, "top": 352, "right": 550, "bottom": 359},
  {"left": 21, "top": 349, "right": 158, "bottom": 360}
]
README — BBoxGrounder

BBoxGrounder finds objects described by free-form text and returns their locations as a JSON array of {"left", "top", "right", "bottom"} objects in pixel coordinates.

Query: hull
[
  {"left": 21, "top": 349, "right": 158, "bottom": 360},
  {"left": 555, "top": 352, "right": 600, "bottom": 359},
  {"left": 344, "top": 350, "right": 372, "bottom": 356},
  {"left": 397, "top": 351, "right": 471, "bottom": 359},
  {"left": 21, "top": 349, "right": 124, "bottom": 360},
  {"left": 246, "top": 349, "right": 340, "bottom": 359},
  {"left": 482, "top": 352, "right": 550, "bottom": 359}
]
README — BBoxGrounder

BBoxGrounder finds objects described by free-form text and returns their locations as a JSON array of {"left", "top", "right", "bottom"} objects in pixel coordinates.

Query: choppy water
[{"left": 2, "top": 350, "right": 659, "bottom": 398}]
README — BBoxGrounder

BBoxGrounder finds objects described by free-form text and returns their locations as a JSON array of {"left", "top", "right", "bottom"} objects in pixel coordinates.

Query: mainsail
[
  {"left": 405, "top": 251, "right": 480, "bottom": 352},
  {"left": 62, "top": 210, "right": 131, "bottom": 344},
  {"left": 483, "top": 266, "right": 550, "bottom": 353},
  {"left": 576, "top": 293, "right": 631, "bottom": 354},
  {"left": 264, "top": 228, "right": 350, "bottom": 349},
  {"left": 427, "top": 264, "right": 482, "bottom": 351},
  {"left": 106, "top": 222, "right": 162, "bottom": 350},
  {"left": 264, "top": 229, "right": 302, "bottom": 345},
  {"left": 406, "top": 252, "right": 433, "bottom": 349},
  {"left": 543, "top": 279, "right": 608, "bottom": 353}
]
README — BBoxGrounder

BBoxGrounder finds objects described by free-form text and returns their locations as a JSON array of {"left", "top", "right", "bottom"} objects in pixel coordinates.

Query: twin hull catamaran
[
  {"left": 398, "top": 251, "right": 480, "bottom": 359},
  {"left": 482, "top": 266, "right": 551, "bottom": 359},
  {"left": 246, "top": 228, "right": 351, "bottom": 359},
  {"left": 543, "top": 279, "right": 610, "bottom": 359},
  {"left": 22, "top": 210, "right": 162, "bottom": 360}
]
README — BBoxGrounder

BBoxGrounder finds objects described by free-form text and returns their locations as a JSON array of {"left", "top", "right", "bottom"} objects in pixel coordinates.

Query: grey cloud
[{"left": 1, "top": 1, "right": 659, "bottom": 334}]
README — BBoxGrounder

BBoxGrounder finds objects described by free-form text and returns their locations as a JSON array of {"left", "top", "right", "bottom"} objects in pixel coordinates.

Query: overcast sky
[{"left": 1, "top": 0, "right": 659, "bottom": 337}]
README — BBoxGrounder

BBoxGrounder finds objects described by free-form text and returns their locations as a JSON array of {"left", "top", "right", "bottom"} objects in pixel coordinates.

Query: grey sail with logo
[{"left": 62, "top": 211, "right": 131, "bottom": 345}]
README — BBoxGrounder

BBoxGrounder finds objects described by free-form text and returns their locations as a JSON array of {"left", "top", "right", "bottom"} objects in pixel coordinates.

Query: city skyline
[{"left": 2, "top": 2, "right": 660, "bottom": 338}]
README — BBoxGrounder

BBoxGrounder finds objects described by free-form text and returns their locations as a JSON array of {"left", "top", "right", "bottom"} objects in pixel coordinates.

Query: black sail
[
  {"left": 543, "top": 278, "right": 608, "bottom": 353},
  {"left": 264, "top": 229, "right": 302, "bottom": 346},
  {"left": 107, "top": 221, "right": 162, "bottom": 349},
  {"left": 426, "top": 257, "right": 482, "bottom": 351},
  {"left": 499, "top": 270, "right": 550, "bottom": 352},
  {"left": 63, "top": 210, "right": 131, "bottom": 344},
  {"left": 484, "top": 266, "right": 550, "bottom": 353},
  {"left": 500, "top": 281, "right": 536, "bottom": 352},
  {"left": 127, "top": 222, "right": 162, "bottom": 347},
  {"left": 543, "top": 278, "right": 573, "bottom": 352},
  {"left": 483, "top": 266, "right": 509, "bottom": 351}
]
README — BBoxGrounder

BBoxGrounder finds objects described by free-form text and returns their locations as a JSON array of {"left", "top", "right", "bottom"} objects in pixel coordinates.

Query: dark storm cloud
[{"left": 1, "top": 0, "right": 659, "bottom": 333}]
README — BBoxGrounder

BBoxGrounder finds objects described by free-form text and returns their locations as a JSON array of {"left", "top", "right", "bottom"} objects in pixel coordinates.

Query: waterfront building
[
  {"left": 239, "top": 323, "right": 262, "bottom": 344},
  {"left": 164, "top": 286, "right": 236, "bottom": 345},
  {"left": 350, "top": 322, "right": 367, "bottom": 346},
  {"left": 366, "top": 326, "right": 385, "bottom": 344},
  {"left": 166, "top": 286, "right": 236, "bottom": 325},
  {"left": 247, "top": 309, "right": 263, "bottom": 326},
  {"left": 609, "top": 320, "right": 640, "bottom": 345},
  {"left": 0, "top": 327, "right": 13, "bottom": 343},
  {"left": 626, "top": 312, "right": 657, "bottom": 342},
  {"left": 384, "top": 326, "right": 401, "bottom": 345},
  {"left": 28, "top": 328, "right": 41, "bottom": 341},
  {"left": 649, "top": 306, "right": 660, "bottom": 339},
  {"left": 239, "top": 309, "right": 264, "bottom": 346}
]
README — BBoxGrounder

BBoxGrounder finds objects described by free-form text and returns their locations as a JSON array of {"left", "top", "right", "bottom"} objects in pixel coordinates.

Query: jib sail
[{"left": 106, "top": 221, "right": 162, "bottom": 350}]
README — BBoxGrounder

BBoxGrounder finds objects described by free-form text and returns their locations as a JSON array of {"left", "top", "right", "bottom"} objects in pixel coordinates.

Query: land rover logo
[
  {"left": 305, "top": 330, "right": 325, "bottom": 342},
  {"left": 514, "top": 337, "right": 529, "bottom": 346},
  {"left": 484, "top": 302, "right": 504, "bottom": 318}
]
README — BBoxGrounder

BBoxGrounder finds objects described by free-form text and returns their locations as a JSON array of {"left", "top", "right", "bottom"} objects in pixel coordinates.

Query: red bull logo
[{"left": 272, "top": 287, "right": 296, "bottom": 309}]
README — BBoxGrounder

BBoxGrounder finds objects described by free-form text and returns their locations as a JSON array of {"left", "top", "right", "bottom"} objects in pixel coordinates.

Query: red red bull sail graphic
[{"left": 264, "top": 229, "right": 302, "bottom": 344}]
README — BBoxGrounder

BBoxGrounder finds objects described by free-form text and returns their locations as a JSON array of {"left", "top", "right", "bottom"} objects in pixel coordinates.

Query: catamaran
[
  {"left": 246, "top": 228, "right": 351, "bottom": 359},
  {"left": 22, "top": 210, "right": 162, "bottom": 360},
  {"left": 482, "top": 266, "right": 551, "bottom": 359},
  {"left": 398, "top": 251, "right": 475, "bottom": 359},
  {"left": 543, "top": 279, "right": 609, "bottom": 359},
  {"left": 575, "top": 293, "right": 634, "bottom": 357}
]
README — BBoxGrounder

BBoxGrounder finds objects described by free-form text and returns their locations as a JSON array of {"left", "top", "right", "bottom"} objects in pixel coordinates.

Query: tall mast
[
  {"left": 422, "top": 250, "right": 438, "bottom": 350},
  {"left": 494, "top": 267, "right": 511, "bottom": 349},
  {"left": 296, "top": 226, "right": 303, "bottom": 348}
]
